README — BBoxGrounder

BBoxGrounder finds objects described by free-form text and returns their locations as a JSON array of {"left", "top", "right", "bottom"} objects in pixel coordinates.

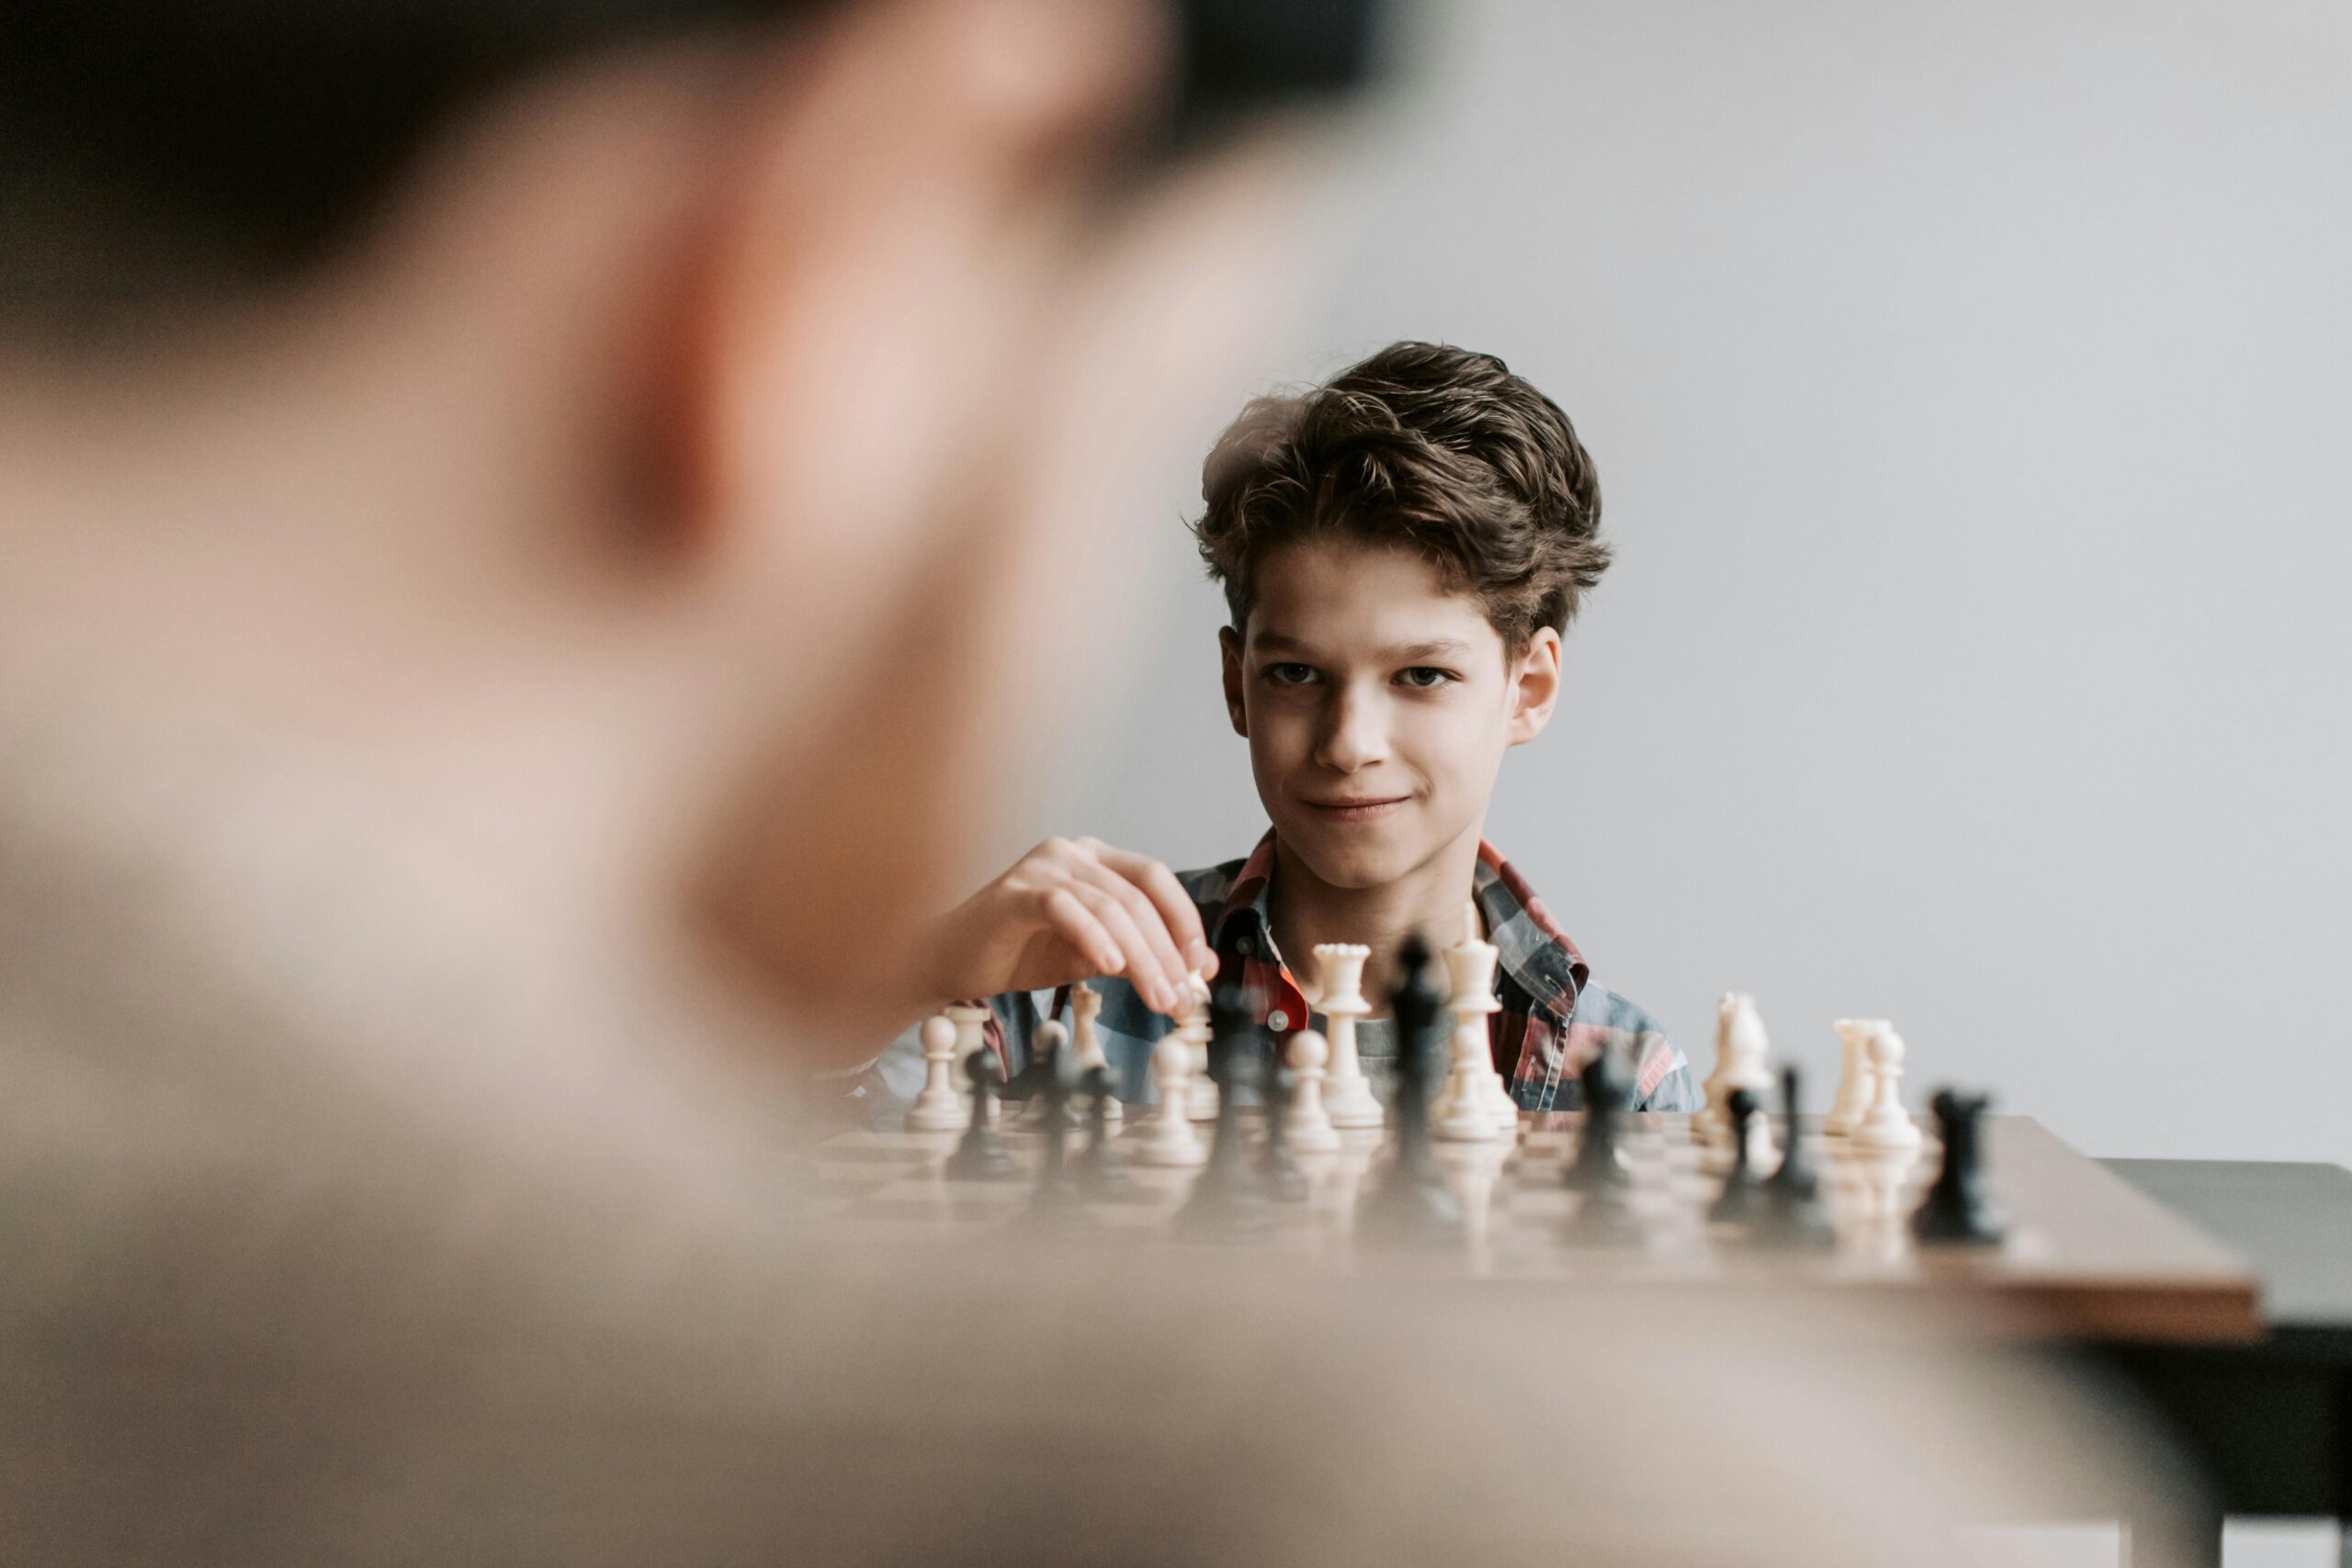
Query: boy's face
[{"left": 1221, "top": 538, "right": 1563, "bottom": 893}]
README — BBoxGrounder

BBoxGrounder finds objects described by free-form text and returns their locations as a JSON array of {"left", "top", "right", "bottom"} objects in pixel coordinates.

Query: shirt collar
[{"left": 1213, "top": 829, "right": 1587, "bottom": 1024}]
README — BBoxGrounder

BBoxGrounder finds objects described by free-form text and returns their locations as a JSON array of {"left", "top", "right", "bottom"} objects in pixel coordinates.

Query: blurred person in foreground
[{"left": 0, "top": 1, "right": 2211, "bottom": 1563}]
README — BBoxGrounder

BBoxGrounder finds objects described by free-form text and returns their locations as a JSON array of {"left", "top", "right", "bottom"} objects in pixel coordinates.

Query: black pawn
[
  {"left": 1707, "top": 1088, "right": 1770, "bottom": 1224},
  {"left": 1074, "top": 1066, "right": 1134, "bottom": 1198},
  {"left": 942, "top": 1048, "right": 1015, "bottom": 1181},
  {"left": 1175, "top": 983, "right": 1276, "bottom": 1240},
  {"left": 1755, "top": 1065, "right": 1838, "bottom": 1250},
  {"left": 1562, "top": 1043, "right": 1634, "bottom": 1193},
  {"left": 1023, "top": 1032, "right": 1086, "bottom": 1220},
  {"left": 1260, "top": 1039, "right": 1310, "bottom": 1202},
  {"left": 1912, "top": 1089, "right": 2008, "bottom": 1246},
  {"left": 1000, "top": 1023, "right": 1054, "bottom": 1106},
  {"left": 1359, "top": 935, "right": 1464, "bottom": 1245},
  {"left": 1561, "top": 1043, "right": 1645, "bottom": 1244}
]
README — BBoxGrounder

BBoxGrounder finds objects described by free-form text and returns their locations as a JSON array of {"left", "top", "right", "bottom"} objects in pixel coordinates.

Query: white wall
[{"left": 1023, "top": 0, "right": 2352, "bottom": 1167}]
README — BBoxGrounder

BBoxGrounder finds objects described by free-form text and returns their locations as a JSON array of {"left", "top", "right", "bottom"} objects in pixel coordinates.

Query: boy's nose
[{"left": 1313, "top": 686, "right": 1389, "bottom": 773}]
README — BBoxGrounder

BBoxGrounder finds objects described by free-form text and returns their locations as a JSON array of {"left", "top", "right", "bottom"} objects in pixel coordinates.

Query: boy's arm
[
  {"left": 841, "top": 838, "right": 1216, "bottom": 1103},
  {"left": 910, "top": 836, "right": 1216, "bottom": 1019}
]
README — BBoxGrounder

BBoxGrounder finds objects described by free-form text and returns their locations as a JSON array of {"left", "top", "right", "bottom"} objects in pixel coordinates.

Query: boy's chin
[{"left": 1279, "top": 826, "right": 1417, "bottom": 893}]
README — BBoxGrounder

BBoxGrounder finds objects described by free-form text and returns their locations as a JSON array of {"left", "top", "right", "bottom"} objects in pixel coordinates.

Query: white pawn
[
  {"left": 1174, "top": 972, "right": 1219, "bottom": 1122},
  {"left": 944, "top": 1001, "right": 992, "bottom": 1093},
  {"left": 1851, "top": 1023, "right": 1922, "bottom": 1151},
  {"left": 904, "top": 1013, "right": 968, "bottom": 1132},
  {"left": 1283, "top": 1030, "right": 1341, "bottom": 1153},
  {"left": 1133, "top": 1033, "right": 1206, "bottom": 1168},
  {"left": 1069, "top": 982, "right": 1119, "bottom": 1123},
  {"left": 1312, "top": 943, "right": 1383, "bottom": 1130},
  {"left": 1825, "top": 1018, "right": 1876, "bottom": 1137}
]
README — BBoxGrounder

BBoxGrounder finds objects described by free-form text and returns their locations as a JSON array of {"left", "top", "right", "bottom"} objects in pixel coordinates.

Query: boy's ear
[
  {"left": 1218, "top": 626, "right": 1249, "bottom": 737},
  {"left": 1505, "top": 626, "right": 1562, "bottom": 747}
]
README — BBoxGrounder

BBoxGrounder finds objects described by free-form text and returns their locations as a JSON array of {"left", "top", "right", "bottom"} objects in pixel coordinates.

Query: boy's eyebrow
[
  {"left": 1251, "top": 632, "right": 1476, "bottom": 663},
  {"left": 1386, "top": 638, "right": 1475, "bottom": 663}
]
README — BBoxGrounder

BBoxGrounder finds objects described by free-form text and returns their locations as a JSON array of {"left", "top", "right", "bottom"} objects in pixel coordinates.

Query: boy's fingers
[
  {"left": 1069, "top": 883, "right": 1179, "bottom": 1014},
  {"left": 1038, "top": 886, "right": 1123, "bottom": 977},
  {"left": 1091, "top": 845, "right": 1213, "bottom": 970},
  {"left": 1072, "top": 858, "right": 1191, "bottom": 1007}
]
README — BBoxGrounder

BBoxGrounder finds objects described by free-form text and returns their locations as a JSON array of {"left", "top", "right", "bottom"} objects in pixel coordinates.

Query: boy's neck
[{"left": 1266, "top": 821, "right": 1487, "bottom": 1019}]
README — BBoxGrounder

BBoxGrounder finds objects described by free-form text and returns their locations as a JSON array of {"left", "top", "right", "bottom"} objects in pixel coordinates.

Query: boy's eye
[
  {"left": 1396, "top": 666, "right": 1458, "bottom": 689},
  {"left": 1262, "top": 662, "right": 1318, "bottom": 686}
]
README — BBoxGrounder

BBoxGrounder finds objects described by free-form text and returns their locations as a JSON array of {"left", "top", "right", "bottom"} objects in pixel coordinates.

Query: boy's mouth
[{"left": 1303, "top": 795, "right": 1409, "bottom": 824}]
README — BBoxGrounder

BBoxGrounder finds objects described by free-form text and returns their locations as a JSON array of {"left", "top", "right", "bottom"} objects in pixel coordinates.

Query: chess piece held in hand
[{"left": 1176, "top": 972, "right": 1221, "bottom": 1123}]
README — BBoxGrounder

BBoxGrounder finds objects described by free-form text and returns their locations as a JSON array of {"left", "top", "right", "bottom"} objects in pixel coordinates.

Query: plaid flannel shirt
[{"left": 860, "top": 832, "right": 1697, "bottom": 1117}]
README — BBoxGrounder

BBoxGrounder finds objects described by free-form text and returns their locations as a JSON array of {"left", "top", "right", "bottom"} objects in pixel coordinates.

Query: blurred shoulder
[{"left": 1568, "top": 980, "right": 1698, "bottom": 1111}]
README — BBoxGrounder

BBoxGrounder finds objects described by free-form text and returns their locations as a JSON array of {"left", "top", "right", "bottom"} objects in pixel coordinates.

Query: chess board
[{"left": 808, "top": 1111, "right": 2261, "bottom": 1344}]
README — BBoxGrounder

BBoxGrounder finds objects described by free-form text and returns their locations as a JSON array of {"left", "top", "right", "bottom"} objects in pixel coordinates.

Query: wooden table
[
  {"left": 827, "top": 1107, "right": 2351, "bottom": 1559},
  {"left": 816, "top": 1111, "right": 2264, "bottom": 1342}
]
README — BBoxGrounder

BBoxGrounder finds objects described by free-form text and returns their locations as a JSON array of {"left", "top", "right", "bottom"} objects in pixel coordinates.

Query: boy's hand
[{"left": 914, "top": 838, "right": 1217, "bottom": 1017}]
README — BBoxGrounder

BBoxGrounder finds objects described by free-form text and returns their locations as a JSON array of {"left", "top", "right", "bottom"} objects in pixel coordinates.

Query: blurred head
[
  {"left": 1198, "top": 342, "right": 1598, "bottom": 888},
  {"left": 0, "top": 0, "right": 1382, "bottom": 1052}
]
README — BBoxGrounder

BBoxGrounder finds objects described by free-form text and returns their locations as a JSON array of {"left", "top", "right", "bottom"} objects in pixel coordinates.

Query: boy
[{"left": 877, "top": 341, "right": 1696, "bottom": 1112}]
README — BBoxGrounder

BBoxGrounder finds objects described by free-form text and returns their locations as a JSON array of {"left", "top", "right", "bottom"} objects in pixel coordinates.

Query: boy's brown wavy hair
[{"left": 1193, "top": 341, "right": 1610, "bottom": 653}]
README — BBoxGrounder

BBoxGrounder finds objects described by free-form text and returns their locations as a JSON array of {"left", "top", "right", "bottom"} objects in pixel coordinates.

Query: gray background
[{"left": 1010, "top": 0, "right": 2352, "bottom": 1170}]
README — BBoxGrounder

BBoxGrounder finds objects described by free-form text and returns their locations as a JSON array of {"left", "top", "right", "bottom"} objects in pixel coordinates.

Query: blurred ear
[
  {"left": 666, "top": 0, "right": 1156, "bottom": 619},
  {"left": 665, "top": 0, "right": 1315, "bottom": 1052},
  {"left": 1505, "top": 626, "right": 1561, "bottom": 746},
  {"left": 1219, "top": 625, "right": 1249, "bottom": 737}
]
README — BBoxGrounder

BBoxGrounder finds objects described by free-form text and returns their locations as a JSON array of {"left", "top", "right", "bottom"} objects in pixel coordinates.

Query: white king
[
  {"left": 1433, "top": 901, "right": 1513, "bottom": 1142},
  {"left": 1310, "top": 942, "right": 1383, "bottom": 1129}
]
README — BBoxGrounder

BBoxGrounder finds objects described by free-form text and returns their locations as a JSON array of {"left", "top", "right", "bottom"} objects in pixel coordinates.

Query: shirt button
[
  {"left": 1268, "top": 1009, "right": 1291, "bottom": 1032},
  {"left": 1238, "top": 937, "right": 1254, "bottom": 956}
]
